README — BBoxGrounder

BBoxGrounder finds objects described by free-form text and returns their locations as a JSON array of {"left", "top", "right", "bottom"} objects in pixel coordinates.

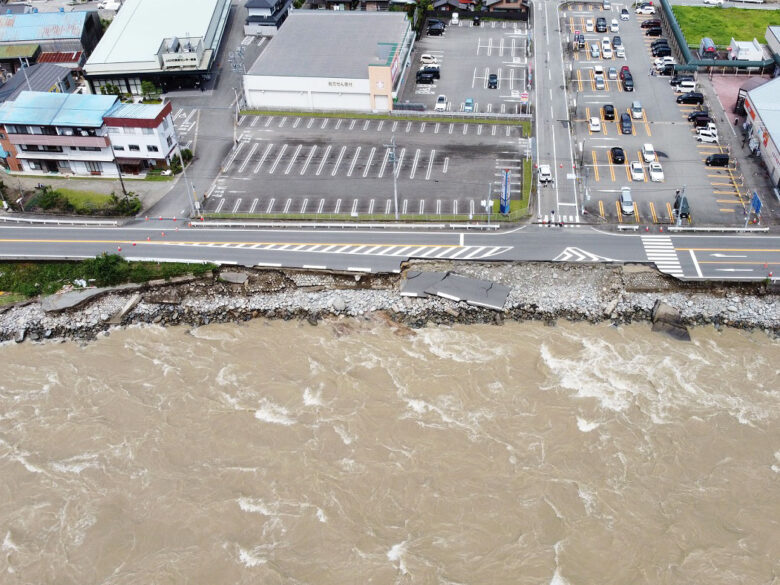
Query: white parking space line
[
  {"left": 434, "top": 123, "right": 440, "bottom": 134},
  {"left": 452, "top": 200, "right": 458, "bottom": 215},
  {"left": 331, "top": 145, "right": 347, "bottom": 176},
  {"left": 378, "top": 147, "right": 390, "bottom": 178},
  {"left": 300, "top": 198, "right": 308, "bottom": 213},
  {"left": 351, "top": 199, "right": 358, "bottom": 214},
  {"left": 283, "top": 198, "right": 292, "bottom": 214},
  {"left": 320, "top": 119, "right": 328, "bottom": 129},
  {"left": 410, "top": 148, "right": 421, "bottom": 179},
  {"left": 420, "top": 122, "right": 426, "bottom": 133},
  {"left": 368, "top": 199, "right": 375, "bottom": 214},
  {"left": 443, "top": 157, "right": 449, "bottom": 174},
  {"left": 248, "top": 198, "right": 258, "bottom": 214},
  {"left": 347, "top": 146, "right": 361, "bottom": 177},
  {"left": 307, "top": 118, "right": 314, "bottom": 129},
  {"left": 394, "top": 147, "right": 406, "bottom": 178},
  {"left": 436, "top": 199, "right": 441, "bottom": 215},
  {"left": 278, "top": 117, "right": 287, "bottom": 128},
  {"left": 215, "top": 198, "right": 225, "bottom": 213},
  {"left": 317, "top": 199, "right": 325, "bottom": 214},
  {"left": 478, "top": 125, "right": 483, "bottom": 135},
  {"left": 363, "top": 146, "right": 376, "bottom": 178},
  {"left": 254, "top": 143, "right": 274, "bottom": 174},
  {"left": 348, "top": 119, "right": 355, "bottom": 130},
  {"left": 426, "top": 149, "right": 435, "bottom": 180},
  {"left": 334, "top": 198, "right": 342, "bottom": 214},
  {"left": 232, "top": 198, "right": 242, "bottom": 213},
  {"left": 363, "top": 120, "right": 370, "bottom": 130},
  {"left": 238, "top": 142, "right": 258, "bottom": 174},
  {"left": 292, "top": 117, "right": 301, "bottom": 128},
  {"left": 266, "top": 198, "right": 275, "bottom": 213},
  {"left": 392, "top": 121, "right": 398, "bottom": 132},
  {"left": 463, "top": 124, "right": 468, "bottom": 135},
  {"left": 336, "top": 119, "right": 343, "bottom": 129},
  {"left": 223, "top": 141, "right": 245, "bottom": 173},
  {"left": 268, "top": 144, "right": 287, "bottom": 174},
  {"left": 385, "top": 200, "right": 391, "bottom": 215},
  {"left": 419, "top": 200, "right": 425, "bottom": 214},
  {"left": 377, "top": 121, "right": 384, "bottom": 131},
  {"left": 300, "top": 145, "right": 316, "bottom": 175},
  {"left": 250, "top": 117, "right": 259, "bottom": 128},
  {"left": 284, "top": 144, "right": 302, "bottom": 175},
  {"left": 264, "top": 117, "right": 273, "bottom": 127},
  {"left": 402, "top": 199, "right": 408, "bottom": 215},
  {"left": 316, "top": 145, "right": 331, "bottom": 176},
  {"left": 469, "top": 200, "right": 475, "bottom": 216},
  {"left": 449, "top": 123, "right": 454, "bottom": 134}
]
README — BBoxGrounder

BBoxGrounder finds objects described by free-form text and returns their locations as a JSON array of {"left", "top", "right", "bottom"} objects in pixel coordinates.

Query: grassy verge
[
  {"left": 671, "top": 5, "right": 778, "bottom": 47},
  {"left": 144, "top": 174, "right": 175, "bottom": 182},
  {"left": 0, "top": 256, "right": 216, "bottom": 299},
  {"left": 242, "top": 109, "right": 532, "bottom": 133},
  {"left": 0, "top": 291, "right": 27, "bottom": 306},
  {"left": 56, "top": 188, "right": 113, "bottom": 210}
]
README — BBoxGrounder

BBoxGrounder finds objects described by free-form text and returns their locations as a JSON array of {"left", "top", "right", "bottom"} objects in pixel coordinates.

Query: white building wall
[
  {"left": 107, "top": 114, "right": 177, "bottom": 161},
  {"left": 244, "top": 74, "right": 372, "bottom": 111}
]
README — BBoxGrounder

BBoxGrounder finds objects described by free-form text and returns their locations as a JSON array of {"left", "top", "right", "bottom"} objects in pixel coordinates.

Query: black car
[
  {"left": 705, "top": 153, "right": 729, "bottom": 167},
  {"left": 687, "top": 108, "right": 709, "bottom": 121},
  {"left": 416, "top": 72, "right": 436, "bottom": 84},
  {"left": 651, "top": 39, "right": 669, "bottom": 48},
  {"left": 427, "top": 26, "right": 444, "bottom": 36},
  {"left": 622, "top": 74, "right": 634, "bottom": 92},
  {"left": 488, "top": 73, "right": 498, "bottom": 89},
  {"left": 612, "top": 35, "right": 623, "bottom": 48},
  {"left": 473, "top": 16, "right": 481, "bottom": 26},
  {"left": 603, "top": 104, "right": 616, "bottom": 120},
  {"left": 646, "top": 27, "right": 663, "bottom": 37},
  {"left": 692, "top": 116, "right": 714, "bottom": 127},
  {"left": 641, "top": 19, "right": 661, "bottom": 29},
  {"left": 670, "top": 75, "right": 694, "bottom": 86},
  {"left": 418, "top": 66, "right": 440, "bottom": 79},
  {"left": 611, "top": 146, "right": 626, "bottom": 164},
  {"left": 677, "top": 91, "right": 704, "bottom": 105},
  {"left": 596, "top": 17, "right": 607, "bottom": 32},
  {"left": 658, "top": 64, "right": 674, "bottom": 76},
  {"left": 576, "top": 33, "right": 586, "bottom": 48},
  {"left": 653, "top": 46, "right": 672, "bottom": 57},
  {"left": 428, "top": 18, "right": 446, "bottom": 28},
  {"left": 620, "top": 113, "right": 633, "bottom": 135}
]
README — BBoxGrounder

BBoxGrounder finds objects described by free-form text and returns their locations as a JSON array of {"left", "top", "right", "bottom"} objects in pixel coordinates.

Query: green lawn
[
  {"left": 671, "top": 5, "right": 779, "bottom": 47},
  {"left": 56, "top": 188, "right": 114, "bottom": 211}
]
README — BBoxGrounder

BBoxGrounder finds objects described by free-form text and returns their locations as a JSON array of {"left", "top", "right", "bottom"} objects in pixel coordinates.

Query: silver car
[{"left": 620, "top": 187, "right": 634, "bottom": 215}]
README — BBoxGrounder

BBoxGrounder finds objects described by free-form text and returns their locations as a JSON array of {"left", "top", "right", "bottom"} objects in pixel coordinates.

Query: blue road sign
[
  {"left": 751, "top": 192, "right": 761, "bottom": 214},
  {"left": 500, "top": 169, "right": 511, "bottom": 214}
]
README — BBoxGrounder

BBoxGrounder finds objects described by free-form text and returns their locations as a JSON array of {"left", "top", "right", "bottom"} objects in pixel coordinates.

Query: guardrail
[
  {"left": 451, "top": 224, "right": 501, "bottom": 230},
  {"left": 617, "top": 224, "right": 639, "bottom": 231},
  {"left": 666, "top": 226, "right": 769, "bottom": 233},
  {"left": 0, "top": 215, "right": 119, "bottom": 227},
  {"left": 191, "top": 221, "right": 448, "bottom": 230}
]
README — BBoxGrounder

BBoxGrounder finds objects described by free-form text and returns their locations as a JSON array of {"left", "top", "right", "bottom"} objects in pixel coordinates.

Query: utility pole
[{"left": 383, "top": 136, "right": 399, "bottom": 220}]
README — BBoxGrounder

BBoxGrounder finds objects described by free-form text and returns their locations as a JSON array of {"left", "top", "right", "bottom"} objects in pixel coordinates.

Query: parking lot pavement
[
  {"left": 398, "top": 18, "right": 529, "bottom": 114},
  {"left": 172, "top": 106, "right": 199, "bottom": 151},
  {"left": 203, "top": 114, "right": 529, "bottom": 218},
  {"left": 563, "top": 2, "right": 743, "bottom": 225}
]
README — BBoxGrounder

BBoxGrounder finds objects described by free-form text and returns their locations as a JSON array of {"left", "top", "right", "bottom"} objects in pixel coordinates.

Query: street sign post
[
  {"left": 500, "top": 169, "right": 511, "bottom": 214},
  {"left": 520, "top": 91, "right": 529, "bottom": 104}
]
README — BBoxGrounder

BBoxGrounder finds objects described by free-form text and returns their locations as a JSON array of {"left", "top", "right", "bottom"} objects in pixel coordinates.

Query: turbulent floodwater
[{"left": 0, "top": 318, "right": 778, "bottom": 585}]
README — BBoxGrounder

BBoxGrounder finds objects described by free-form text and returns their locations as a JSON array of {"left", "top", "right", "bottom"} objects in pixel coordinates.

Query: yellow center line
[{"left": 592, "top": 150, "right": 600, "bottom": 181}]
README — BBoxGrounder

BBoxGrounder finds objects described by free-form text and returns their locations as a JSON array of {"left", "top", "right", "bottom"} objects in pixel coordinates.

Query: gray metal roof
[
  {"left": 747, "top": 77, "right": 780, "bottom": 145},
  {"left": 0, "top": 63, "right": 72, "bottom": 103},
  {"left": 247, "top": 12, "right": 410, "bottom": 79}
]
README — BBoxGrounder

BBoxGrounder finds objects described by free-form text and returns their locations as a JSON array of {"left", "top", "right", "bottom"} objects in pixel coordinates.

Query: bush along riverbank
[{"left": 0, "top": 262, "right": 777, "bottom": 344}]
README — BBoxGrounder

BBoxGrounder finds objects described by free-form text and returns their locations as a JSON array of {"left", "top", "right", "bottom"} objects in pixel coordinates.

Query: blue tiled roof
[
  {"left": 0, "top": 91, "right": 118, "bottom": 127},
  {"left": 0, "top": 11, "right": 88, "bottom": 43}
]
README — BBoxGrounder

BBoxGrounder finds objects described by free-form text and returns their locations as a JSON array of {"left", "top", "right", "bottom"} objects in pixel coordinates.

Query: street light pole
[{"left": 384, "top": 136, "right": 399, "bottom": 220}]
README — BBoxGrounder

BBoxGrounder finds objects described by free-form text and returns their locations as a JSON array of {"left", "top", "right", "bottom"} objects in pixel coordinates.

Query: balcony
[{"left": 8, "top": 133, "right": 109, "bottom": 148}]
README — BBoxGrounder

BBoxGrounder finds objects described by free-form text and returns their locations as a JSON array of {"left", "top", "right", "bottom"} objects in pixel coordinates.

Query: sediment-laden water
[{"left": 0, "top": 319, "right": 778, "bottom": 585}]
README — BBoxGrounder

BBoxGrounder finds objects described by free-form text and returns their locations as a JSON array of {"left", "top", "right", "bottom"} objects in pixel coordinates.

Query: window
[
  {"left": 57, "top": 160, "right": 71, "bottom": 169},
  {"left": 129, "top": 145, "right": 140, "bottom": 151},
  {"left": 166, "top": 136, "right": 173, "bottom": 147},
  {"left": 113, "top": 145, "right": 125, "bottom": 151},
  {"left": 143, "top": 128, "right": 154, "bottom": 135},
  {"left": 86, "top": 161, "right": 102, "bottom": 173},
  {"left": 147, "top": 145, "right": 159, "bottom": 152},
  {"left": 78, "top": 146, "right": 102, "bottom": 152},
  {"left": 162, "top": 117, "right": 170, "bottom": 131}
]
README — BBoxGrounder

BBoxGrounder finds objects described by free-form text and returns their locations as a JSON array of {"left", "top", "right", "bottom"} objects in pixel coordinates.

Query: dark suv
[
  {"left": 603, "top": 104, "right": 615, "bottom": 120},
  {"left": 620, "top": 113, "right": 633, "bottom": 135},
  {"left": 611, "top": 146, "right": 626, "bottom": 164},
  {"left": 641, "top": 19, "right": 661, "bottom": 29},
  {"left": 488, "top": 74, "right": 498, "bottom": 88},
  {"left": 596, "top": 17, "right": 607, "bottom": 32},
  {"left": 645, "top": 27, "right": 663, "bottom": 37},
  {"left": 622, "top": 73, "right": 634, "bottom": 92},
  {"left": 677, "top": 91, "right": 704, "bottom": 105}
]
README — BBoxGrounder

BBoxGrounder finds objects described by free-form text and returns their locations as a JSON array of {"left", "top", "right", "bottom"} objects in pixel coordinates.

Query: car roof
[{"left": 643, "top": 143, "right": 653, "bottom": 149}]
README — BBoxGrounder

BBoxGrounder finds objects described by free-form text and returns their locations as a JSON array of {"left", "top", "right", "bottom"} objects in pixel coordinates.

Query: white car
[
  {"left": 654, "top": 56, "right": 676, "bottom": 69},
  {"left": 616, "top": 46, "right": 626, "bottom": 58},
  {"left": 610, "top": 19, "right": 619, "bottom": 32},
  {"left": 585, "top": 18, "right": 595, "bottom": 32},
  {"left": 703, "top": 0, "right": 724, "bottom": 5},
  {"left": 648, "top": 162, "right": 664, "bottom": 182},
  {"left": 620, "top": 7, "right": 630, "bottom": 20},
  {"left": 594, "top": 65, "right": 604, "bottom": 76},
  {"left": 630, "top": 161, "right": 645, "bottom": 181},
  {"left": 589, "top": 117, "right": 602, "bottom": 132},
  {"left": 697, "top": 130, "right": 719, "bottom": 143},
  {"left": 602, "top": 46, "right": 613, "bottom": 59},
  {"left": 434, "top": 94, "right": 447, "bottom": 112},
  {"left": 538, "top": 164, "right": 553, "bottom": 183},
  {"left": 636, "top": 5, "right": 656, "bottom": 14},
  {"left": 420, "top": 54, "right": 438, "bottom": 64},
  {"left": 641, "top": 143, "right": 656, "bottom": 162}
]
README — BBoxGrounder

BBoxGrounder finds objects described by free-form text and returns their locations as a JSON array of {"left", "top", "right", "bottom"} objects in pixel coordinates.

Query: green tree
[
  {"left": 180, "top": 148, "right": 193, "bottom": 163},
  {"left": 100, "top": 83, "right": 121, "bottom": 96},
  {"left": 84, "top": 253, "right": 129, "bottom": 286},
  {"left": 140, "top": 80, "right": 160, "bottom": 100}
]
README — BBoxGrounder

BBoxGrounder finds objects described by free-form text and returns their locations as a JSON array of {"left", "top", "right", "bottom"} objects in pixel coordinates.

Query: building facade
[
  {"left": 244, "top": 0, "right": 293, "bottom": 36},
  {"left": 744, "top": 77, "right": 780, "bottom": 190},
  {"left": 0, "top": 91, "right": 178, "bottom": 176}
]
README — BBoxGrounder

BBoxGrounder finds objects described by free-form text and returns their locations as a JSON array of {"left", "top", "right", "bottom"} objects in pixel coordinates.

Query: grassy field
[
  {"left": 0, "top": 256, "right": 215, "bottom": 299},
  {"left": 56, "top": 188, "right": 114, "bottom": 211},
  {"left": 671, "top": 5, "right": 779, "bottom": 47}
]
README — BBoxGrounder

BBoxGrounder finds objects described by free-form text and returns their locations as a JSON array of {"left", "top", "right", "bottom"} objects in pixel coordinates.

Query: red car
[{"left": 619, "top": 66, "right": 631, "bottom": 80}]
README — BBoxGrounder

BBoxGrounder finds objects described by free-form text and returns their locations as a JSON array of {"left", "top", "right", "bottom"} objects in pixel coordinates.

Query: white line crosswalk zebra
[{"left": 641, "top": 235, "right": 683, "bottom": 278}]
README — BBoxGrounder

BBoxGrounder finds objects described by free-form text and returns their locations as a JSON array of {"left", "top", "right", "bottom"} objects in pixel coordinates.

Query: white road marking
[
  {"left": 254, "top": 143, "right": 274, "bottom": 174},
  {"left": 238, "top": 142, "right": 258, "bottom": 173},
  {"left": 266, "top": 198, "right": 275, "bottom": 213},
  {"left": 394, "top": 147, "right": 406, "bottom": 178},
  {"left": 316, "top": 145, "right": 331, "bottom": 176},
  {"left": 331, "top": 145, "right": 347, "bottom": 176},
  {"left": 378, "top": 148, "right": 390, "bottom": 178},
  {"left": 231, "top": 198, "right": 242, "bottom": 213},
  {"left": 347, "top": 146, "right": 361, "bottom": 177},
  {"left": 425, "top": 149, "right": 435, "bottom": 180},
  {"left": 317, "top": 199, "right": 325, "bottom": 213},
  {"left": 264, "top": 116, "right": 273, "bottom": 128},
  {"left": 248, "top": 198, "right": 258, "bottom": 214},
  {"left": 443, "top": 157, "right": 449, "bottom": 173},
  {"left": 300, "top": 198, "right": 308, "bottom": 213},
  {"left": 334, "top": 198, "right": 342, "bottom": 214},
  {"left": 300, "top": 145, "right": 316, "bottom": 175},
  {"left": 292, "top": 117, "right": 301, "bottom": 128},
  {"left": 268, "top": 144, "right": 287, "bottom": 174},
  {"left": 284, "top": 144, "right": 302, "bottom": 175},
  {"left": 409, "top": 148, "right": 421, "bottom": 179},
  {"left": 283, "top": 198, "right": 292, "bottom": 213}
]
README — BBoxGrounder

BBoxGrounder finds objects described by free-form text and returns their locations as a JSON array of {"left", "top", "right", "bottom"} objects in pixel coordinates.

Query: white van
[
  {"left": 451, "top": 12, "right": 459, "bottom": 24},
  {"left": 675, "top": 80, "right": 697, "bottom": 93}
]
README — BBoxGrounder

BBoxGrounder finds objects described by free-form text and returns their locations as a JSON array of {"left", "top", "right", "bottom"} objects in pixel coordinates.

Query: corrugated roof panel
[
  {"left": 0, "top": 43, "right": 39, "bottom": 59},
  {"left": 0, "top": 12, "right": 88, "bottom": 43},
  {"left": 0, "top": 90, "right": 117, "bottom": 126},
  {"left": 38, "top": 50, "right": 83, "bottom": 64},
  {"left": 103, "top": 102, "right": 166, "bottom": 120}
]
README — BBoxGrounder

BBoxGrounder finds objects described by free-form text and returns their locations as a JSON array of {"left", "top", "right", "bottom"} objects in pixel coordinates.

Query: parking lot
[
  {"left": 563, "top": 2, "right": 743, "bottom": 225},
  {"left": 398, "top": 17, "right": 529, "bottom": 114},
  {"left": 202, "top": 113, "right": 530, "bottom": 218}
]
